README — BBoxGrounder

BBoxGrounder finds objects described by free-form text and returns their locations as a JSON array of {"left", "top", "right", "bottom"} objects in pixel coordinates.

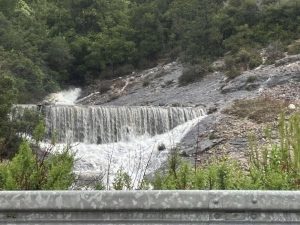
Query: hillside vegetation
[
  {"left": 0, "top": 0, "right": 300, "bottom": 190},
  {"left": 0, "top": 0, "right": 299, "bottom": 103}
]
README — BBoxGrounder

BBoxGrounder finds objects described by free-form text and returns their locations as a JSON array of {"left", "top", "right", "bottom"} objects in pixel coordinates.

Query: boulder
[{"left": 158, "top": 144, "right": 166, "bottom": 151}]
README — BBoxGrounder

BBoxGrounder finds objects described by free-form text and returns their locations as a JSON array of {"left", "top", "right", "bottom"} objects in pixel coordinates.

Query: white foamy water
[
  {"left": 13, "top": 86, "right": 207, "bottom": 189},
  {"left": 45, "top": 88, "right": 81, "bottom": 105},
  {"left": 41, "top": 116, "right": 205, "bottom": 189},
  {"left": 44, "top": 106, "right": 205, "bottom": 144}
]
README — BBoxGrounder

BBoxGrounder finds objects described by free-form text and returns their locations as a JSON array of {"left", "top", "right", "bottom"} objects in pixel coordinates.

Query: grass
[{"left": 152, "top": 113, "right": 300, "bottom": 190}]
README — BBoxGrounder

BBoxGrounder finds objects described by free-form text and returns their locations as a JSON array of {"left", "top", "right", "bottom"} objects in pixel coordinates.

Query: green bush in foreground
[
  {"left": 152, "top": 153, "right": 250, "bottom": 190},
  {"left": 0, "top": 120, "right": 75, "bottom": 190},
  {"left": 0, "top": 141, "right": 74, "bottom": 190},
  {"left": 249, "top": 114, "right": 300, "bottom": 190},
  {"left": 153, "top": 113, "right": 300, "bottom": 190}
]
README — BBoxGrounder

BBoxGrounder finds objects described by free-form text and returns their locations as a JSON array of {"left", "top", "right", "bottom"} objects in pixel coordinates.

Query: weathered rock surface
[
  {"left": 80, "top": 55, "right": 300, "bottom": 110},
  {"left": 221, "top": 59, "right": 300, "bottom": 94},
  {"left": 275, "top": 54, "right": 300, "bottom": 66},
  {"left": 78, "top": 55, "right": 300, "bottom": 164}
]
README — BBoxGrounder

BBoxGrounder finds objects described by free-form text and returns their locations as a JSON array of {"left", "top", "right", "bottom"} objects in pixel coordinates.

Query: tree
[
  {"left": 130, "top": 1, "right": 166, "bottom": 61},
  {"left": 45, "top": 36, "right": 73, "bottom": 82},
  {"left": 94, "top": 29, "right": 136, "bottom": 77},
  {"left": 0, "top": 74, "right": 17, "bottom": 159},
  {"left": 167, "top": 0, "right": 225, "bottom": 62},
  {"left": 0, "top": 0, "right": 18, "bottom": 16}
]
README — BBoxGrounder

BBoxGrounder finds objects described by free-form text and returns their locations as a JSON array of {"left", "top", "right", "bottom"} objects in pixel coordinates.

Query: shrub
[
  {"left": 112, "top": 168, "right": 132, "bottom": 190},
  {"left": 152, "top": 153, "right": 248, "bottom": 190},
  {"left": 225, "top": 67, "right": 241, "bottom": 79},
  {"left": 143, "top": 80, "right": 150, "bottom": 87},
  {"left": 4, "top": 108, "right": 43, "bottom": 159},
  {"left": 224, "top": 49, "right": 262, "bottom": 79},
  {"left": 264, "top": 41, "right": 285, "bottom": 64},
  {"left": 287, "top": 40, "right": 300, "bottom": 55},
  {"left": 0, "top": 141, "right": 74, "bottom": 190},
  {"left": 246, "top": 76, "right": 257, "bottom": 83},
  {"left": 90, "top": 80, "right": 112, "bottom": 94},
  {"left": 179, "top": 63, "right": 209, "bottom": 86},
  {"left": 0, "top": 75, "right": 18, "bottom": 159},
  {"left": 114, "top": 64, "right": 134, "bottom": 77},
  {"left": 0, "top": 119, "right": 74, "bottom": 190}
]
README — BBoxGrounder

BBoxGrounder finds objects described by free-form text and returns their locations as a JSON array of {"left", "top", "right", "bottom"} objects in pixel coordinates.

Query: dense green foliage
[
  {"left": 0, "top": 141, "right": 74, "bottom": 190},
  {"left": 153, "top": 114, "right": 300, "bottom": 190},
  {"left": 0, "top": 118, "right": 74, "bottom": 190},
  {"left": 0, "top": 0, "right": 299, "bottom": 101},
  {"left": 0, "top": 76, "right": 17, "bottom": 158},
  {"left": 0, "top": 106, "right": 42, "bottom": 159}
]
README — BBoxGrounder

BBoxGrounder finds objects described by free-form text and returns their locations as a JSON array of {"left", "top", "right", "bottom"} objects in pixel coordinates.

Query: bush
[
  {"left": 143, "top": 80, "right": 150, "bottom": 87},
  {"left": 114, "top": 64, "right": 135, "bottom": 77},
  {"left": 0, "top": 141, "right": 74, "bottom": 190},
  {"left": 287, "top": 40, "right": 300, "bottom": 55},
  {"left": 0, "top": 120, "right": 74, "bottom": 190},
  {"left": 264, "top": 41, "right": 285, "bottom": 64},
  {"left": 152, "top": 152, "right": 249, "bottom": 190},
  {"left": 246, "top": 76, "right": 257, "bottom": 83},
  {"left": 2, "top": 107, "right": 43, "bottom": 159},
  {"left": 0, "top": 75, "right": 18, "bottom": 159},
  {"left": 224, "top": 49, "right": 262, "bottom": 79},
  {"left": 112, "top": 168, "right": 132, "bottom": 190},
  {"left": 225, "top": 67, "right": 241, "bottom": 79},
  {"left": 179, "top": 63, "right": 209, "bottom": 86}
]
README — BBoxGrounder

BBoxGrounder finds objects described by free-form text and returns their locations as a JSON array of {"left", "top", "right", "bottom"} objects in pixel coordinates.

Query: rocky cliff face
[{"left": 78, "top": 55, "right": 300, "bottom": 166}]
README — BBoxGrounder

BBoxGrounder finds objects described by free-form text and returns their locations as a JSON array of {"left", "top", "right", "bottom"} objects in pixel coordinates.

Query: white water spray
[{"left": 44, "top": 88, "right": 81, "bottom": 105}]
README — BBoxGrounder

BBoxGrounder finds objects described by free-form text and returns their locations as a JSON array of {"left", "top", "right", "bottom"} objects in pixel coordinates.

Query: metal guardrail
[{"left": 0, "top": 191, "right": 299, "bottom": 224}]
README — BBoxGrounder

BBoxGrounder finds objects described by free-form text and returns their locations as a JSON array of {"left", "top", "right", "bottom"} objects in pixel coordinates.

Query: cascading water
[
  {"left": 48, "top": 116, "right": 203, "bottom": 189},
  {"left": 44, "top": 105, "right": 205, "bottom": 144},
  {"left": 13, "top": 88, "right": 206, "bottom": 189}
]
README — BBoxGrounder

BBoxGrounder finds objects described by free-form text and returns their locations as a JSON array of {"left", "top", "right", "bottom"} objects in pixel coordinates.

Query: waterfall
[
  {"left": 43, "top": 116, "right": 205, "bottom": 189},
  {"left": 13, "top": 105, "right": 205, "bottom": 144},
  {"left": 44, "top": 105, "right": 205, "bottom": 144},
  {"left": 12, "top": 103, "right": 206, "bottom": 188}
]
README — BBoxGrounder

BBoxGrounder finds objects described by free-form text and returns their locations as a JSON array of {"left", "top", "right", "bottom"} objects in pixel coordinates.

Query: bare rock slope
[{"left": 79, "top": 55, "right": 300, "bottom": 164}]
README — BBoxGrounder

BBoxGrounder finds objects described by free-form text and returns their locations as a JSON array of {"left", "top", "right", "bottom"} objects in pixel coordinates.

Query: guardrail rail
[{"left": 0, "top": 191, "right": 299, "bottom": 224}]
